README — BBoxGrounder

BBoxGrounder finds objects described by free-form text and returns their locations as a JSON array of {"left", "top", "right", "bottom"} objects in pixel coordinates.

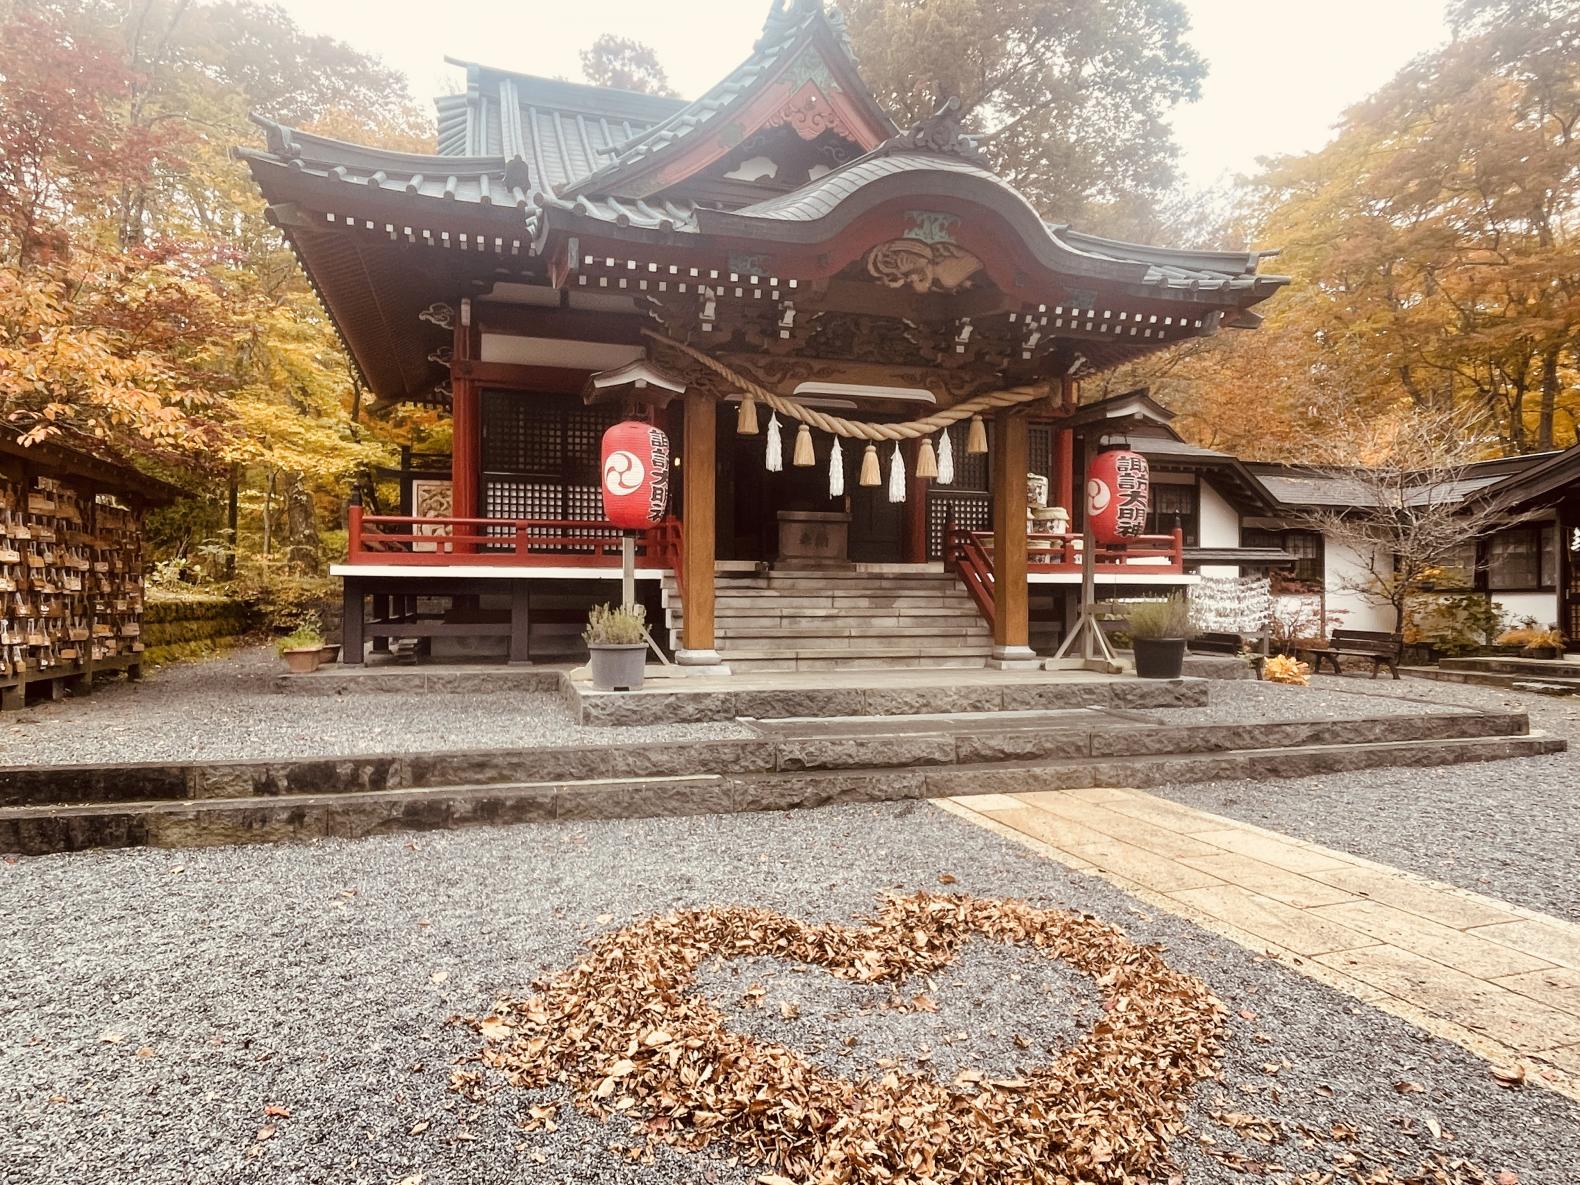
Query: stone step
[
  {"left": 720, "top": 643, "right": 993, "bottom": 661},
  {"left": 710, "top": 613, "right": 989, "bottom": 631},
  {"left": 716, "top": 626, "right": 991, "bottom": 644},
  {"left": 724, "top": 655, "right": 992, "bottom": 673},
  {"left": 2, "top": 726, "right": 1557, "bottom": 854},
  {"left": 1402, "top": 666, "right": 1580, "bottom": 692},
  {"left": 1437, "top": 656, "right": 1580, "bottom": 678}
]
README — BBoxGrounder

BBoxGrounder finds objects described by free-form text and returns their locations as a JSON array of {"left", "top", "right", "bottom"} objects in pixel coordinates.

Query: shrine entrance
[{"left": 719, "top": 416, "right": 903, "bottom": 565}]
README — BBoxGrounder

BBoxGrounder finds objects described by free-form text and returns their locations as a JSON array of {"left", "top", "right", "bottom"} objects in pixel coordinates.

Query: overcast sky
[{"left": 273, "top": 0, "right": 1451, "bottom": 193}]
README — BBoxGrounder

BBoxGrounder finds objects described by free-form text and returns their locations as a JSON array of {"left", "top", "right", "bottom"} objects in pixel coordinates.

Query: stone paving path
[{"left": 942, "top": 786, "right": 1580, "bottom": 1100}]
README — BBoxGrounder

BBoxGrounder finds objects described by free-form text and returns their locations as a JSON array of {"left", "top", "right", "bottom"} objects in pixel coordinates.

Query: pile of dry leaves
[{"left": 470, "top": 892, "right": 1224, "bottom": 1184}]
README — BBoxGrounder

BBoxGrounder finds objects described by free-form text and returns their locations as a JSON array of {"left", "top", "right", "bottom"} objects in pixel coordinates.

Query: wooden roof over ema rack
[{"left": 237, "top": 0, "right": 1290, "bottom": 412}]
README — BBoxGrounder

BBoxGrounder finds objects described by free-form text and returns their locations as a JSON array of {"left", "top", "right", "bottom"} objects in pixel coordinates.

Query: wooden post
[
  {"left": 451, "top": 304, "right": 481, "bottom": 548},
  {"left": 679, "top": 392, "right": 718, "bottom": 664},
  {"left": 508, "top": 579, "right": 531, "bottom": 665},
  {"left": 342, "top": 576, "right": 365, "bottom": 665},
  {"left": 1055, "top": 426, "right": 1075, "bottom": 517},
  {"left": 990, "top": 409, "right": 1035, "bottom": 666}
]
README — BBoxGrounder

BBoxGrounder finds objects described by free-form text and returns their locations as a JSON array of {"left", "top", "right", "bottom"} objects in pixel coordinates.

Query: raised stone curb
[{"left": 1, "top": 731, "right": 1562, "bottom": 854}]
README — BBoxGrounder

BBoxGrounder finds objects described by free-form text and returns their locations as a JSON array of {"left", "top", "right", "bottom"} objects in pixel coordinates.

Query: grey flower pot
[{"left": 588, "top": 643, "right": 647, "bottom": 691}]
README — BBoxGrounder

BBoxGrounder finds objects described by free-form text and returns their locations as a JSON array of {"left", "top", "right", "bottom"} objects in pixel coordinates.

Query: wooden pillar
[
  {"left": 451, "top": 304, "right": 481, "bottom": 532},
  {"left": 508, "top": 580, "right": 531, "bottom": 665},
  {"left": 679, "top": 392, "right": 718, "bottom": 663},
  {"left": 1055, "top": 427, "right": 1075, "bottom": 516},
  {"left": 991, "top": 409, "right": 1036, "bottom": 666},
  {"left": 342, "top": 577, "right": 365, "bottom": 666}
]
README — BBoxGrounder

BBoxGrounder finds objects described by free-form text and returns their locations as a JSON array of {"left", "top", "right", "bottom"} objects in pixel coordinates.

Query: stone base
[
  {"left": 987, "top": 645, "right": 1041, "bottom": 671},
  {"left": 675, "top": 648, "right": 723, "bottom": 667}
]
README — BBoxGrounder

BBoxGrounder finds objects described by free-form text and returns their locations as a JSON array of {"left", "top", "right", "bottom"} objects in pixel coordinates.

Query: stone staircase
[
  {"left": 1403, "top": 655, "right": 1580, "bottom": 696},
  {"left": 660, "top": 567, "right": 994, "bottom": 672}
]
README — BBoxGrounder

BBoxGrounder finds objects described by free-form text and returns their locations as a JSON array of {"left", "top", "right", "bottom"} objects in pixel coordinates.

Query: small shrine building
[{"left": 240, "top": 0, "right": 1289, "bottom": 669}]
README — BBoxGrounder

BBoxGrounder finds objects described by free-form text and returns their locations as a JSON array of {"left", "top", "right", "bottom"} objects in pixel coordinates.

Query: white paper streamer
[
  {"left": 936, "top": 428, "right": 954, "bottom": 485},
  {"left": 765, "top": 413, "right": 782, "bottom": 472},
  {"left": 887, "top": 442, "right": 906, "bottom": 503},
  {"left": 829, "top": 436, "right": 845, "bottom": 497}
]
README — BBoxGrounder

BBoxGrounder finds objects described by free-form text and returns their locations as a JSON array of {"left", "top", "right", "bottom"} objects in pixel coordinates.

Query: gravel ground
[
  {"left": 1155, "top": 673, "right": 1580, "bottom": 923},
  {"left": 2, "top": 803, "right": 1577, "bottom": 1185},
  {"left": 0, "top": 647, "right": 750, "bottom": 767}
]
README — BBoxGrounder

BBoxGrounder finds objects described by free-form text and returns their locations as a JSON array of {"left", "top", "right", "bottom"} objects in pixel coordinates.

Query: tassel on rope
[
  {"left": 792, "top": 422, "right": 815, "bottom": 467},
  {"left": 888, "top": 442, "right": 906, "bottom": 503},
  {"left": 915, "top": 436, "right": 938, "bottom": 480},
  {"left": 766, "top": 413, "right": 783, "bottom": 472},
  {"left": 966, "top": 413, "right": 988, "bottom": 455},
  {"left": 829, "top": 437, "right": 845, "bottom": 497},
  {"left": 937, "top": 429, "right": 954, "bottom": 485},
  {"left": 858, "top": 443, "right": 881, "bottom": 487},
  {"left": 736, "top": 394, "right": 759, "bottom": 436}
]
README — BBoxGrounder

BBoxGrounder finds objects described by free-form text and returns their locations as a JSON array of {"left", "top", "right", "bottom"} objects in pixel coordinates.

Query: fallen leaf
[
  {"left": 99, "top": 1029, "right": 126, "bottom": 1045},
  {"left": 1425, "top": 1114, "right": 1443, "bottom": 1140},
  {"left": 757, "top": 1176, "right": 797, "bottom": 1185},
  {"left": 254, "top": 1125, "right": 276, "bottom": 1142},
  {"left": 779, "top": 1001, "right": 800, "bottom": 1020},
  {"left": 1497, "top": 1171, "right": 1520, "bottom": 1185},
  {"left": 430, "top": 971, "right": 448, "bottom": 985},
  {"left": 1393, "top": 1080, "right": 1425, "bottom": 1094},
  {"left": 596, "top": 913, "right": 614, "bottom": 925},
  {"left": 263, "top": 1104, "right": 291, "bottom": 1119},
  {"left": 937, "top": 873, "right": 957, "bottom": 885},
  {"left": 395, "top": 1174, "right": 425, "bottom": 1185},
  {"left": 1491, "top": 1064, "right": 1527, "bottom": 1088},
  {"left": 479, "top": 1017, "right": 512, "bottom": 1042},
  {"left": 135, "top": 1046, "right": 156, "bottom": 1059},
  {"left": 408, "top": 1120, "right": 430, "bottom": 1136}
]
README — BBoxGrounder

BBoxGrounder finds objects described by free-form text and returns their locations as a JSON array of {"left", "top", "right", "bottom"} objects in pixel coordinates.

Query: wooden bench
[
  {"left": 1190, "top": 631, "right": 1268, "bottom": 678},
  {"left": 1302, "top": 628, "right": 1402, "bottom": 680}
]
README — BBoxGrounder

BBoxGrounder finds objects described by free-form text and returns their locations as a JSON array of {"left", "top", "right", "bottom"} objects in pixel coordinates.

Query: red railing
[
  {"left": 947, "top": 527, "right": 1184, "bottom": 575},
  {"left": 945, "top": 527, "right": 1186, "bottom": 631},
  {"left": 346, "top": 504, "right": 682, "bottom": 570},
  {"left": 948, "top": 529, "right": 997, "bottom": 629}
]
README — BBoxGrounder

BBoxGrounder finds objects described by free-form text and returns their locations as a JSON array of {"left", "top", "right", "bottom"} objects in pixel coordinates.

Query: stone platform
[{"left": 0, "top": 695, "right": 1559, "bottom": 853}]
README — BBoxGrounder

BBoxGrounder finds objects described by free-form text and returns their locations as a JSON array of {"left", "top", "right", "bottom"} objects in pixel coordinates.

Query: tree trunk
[
  {"left": 283, "top": 471, "right": 322, "bottom": 576},
  {"left": 1538, "top": 344, "right": 1561, "bottom": 451},
  {"left": 225, "top": 465, "right": 239, "bottom": 579}
]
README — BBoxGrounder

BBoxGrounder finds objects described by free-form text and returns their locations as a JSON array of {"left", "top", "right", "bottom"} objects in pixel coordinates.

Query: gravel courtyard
[
  {"left": 1156, "top": 674, "right": 1580, "bottom": 924},
  {"left": 0, "top": 648, "right": 751, "bottom": 767},
  {"left": 3, "top": 802, "right": 1577, "bottom": 1184}
]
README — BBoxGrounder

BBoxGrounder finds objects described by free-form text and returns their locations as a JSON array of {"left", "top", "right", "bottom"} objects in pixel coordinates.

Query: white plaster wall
[
  {"left": 1322, "top": 539, "right": 1394, "bottom": 632},
  {"left": 1199, "top": 479, "right": 1240, "bottom": 548},
  {"left": 1493, "top": 592, "right": 1561, "bottom": 629}
]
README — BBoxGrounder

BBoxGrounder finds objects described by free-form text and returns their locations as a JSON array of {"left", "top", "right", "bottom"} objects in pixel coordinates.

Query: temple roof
[
  {"left": 559, "top": 0, "right": 894, "bottom": 200},
  {"left": 236, "top": 1, "right": 1290, "bottom": 405},
  {"left": 436, "top": 62, "right": 685, "bottom": 191}
]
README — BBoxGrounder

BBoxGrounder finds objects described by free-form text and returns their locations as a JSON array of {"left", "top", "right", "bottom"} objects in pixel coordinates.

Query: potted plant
[
  {"left": 1124, "top": 594, "right": 1194, "bottom": 680},
  {"left": 277, "top": 624, "right": 326, "bottom": 674},
  {"left": 584, "top": 602, "right": 649, "bottom": 691},
  {"left": 1494, "top": 624, "right": 1564, "bottom": 660}
]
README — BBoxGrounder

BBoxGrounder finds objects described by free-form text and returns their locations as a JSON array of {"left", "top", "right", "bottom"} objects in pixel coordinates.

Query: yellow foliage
[{"left": 1263, "top": 655, "right": 1312, "bottom": 686}]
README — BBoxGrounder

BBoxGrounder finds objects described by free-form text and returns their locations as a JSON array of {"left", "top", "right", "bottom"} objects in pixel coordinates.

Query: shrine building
[{"left": 240, "top": 0, "right": 1290, "bottom": 670}]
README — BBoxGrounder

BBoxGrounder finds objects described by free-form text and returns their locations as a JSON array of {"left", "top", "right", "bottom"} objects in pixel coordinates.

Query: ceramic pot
[
  {"left": 588, "top": 643, "right": 647, "bottom": 691},
  {"left": 283, "top": 647, "right": 322, "bottom": 674}
]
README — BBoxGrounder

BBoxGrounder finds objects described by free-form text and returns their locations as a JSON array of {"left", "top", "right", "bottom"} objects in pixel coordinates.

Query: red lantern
[
  {"left": 600, "top": 421, "right": 671, "bottom": 529},
  {"left": 1085, "top": 448, "right": 1149, "bottom": 543}
]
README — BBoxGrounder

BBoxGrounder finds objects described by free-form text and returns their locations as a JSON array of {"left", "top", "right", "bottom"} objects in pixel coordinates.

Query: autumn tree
[
  {"left": 1131, "top": 0, "right": 1580, "bottom": 460},
  {"left": 836, "top": 0, "right": 1205, "bottom": 235},
  {"left": 580, "top": 34, "right": 677, "bottom": 97}
]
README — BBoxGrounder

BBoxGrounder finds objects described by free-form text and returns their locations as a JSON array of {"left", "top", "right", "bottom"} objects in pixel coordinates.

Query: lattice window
[
  {"left": 928, "top": 491, "right": 989, "bottom": 560},
  {"left": 482, "top": 393, "right": 562, "bottom": 475},
  {"left": 1029, "top": 425, "right": 1052, "bottom": 484}
]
